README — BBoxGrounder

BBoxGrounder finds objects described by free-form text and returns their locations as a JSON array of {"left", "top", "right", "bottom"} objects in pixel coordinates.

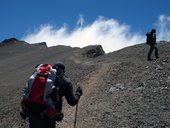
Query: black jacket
[
  {"left": 51, "top": 73, "right": 81, "bottom": 112},
  {"left": 146, "top": 32, "right": 156, "bottom": 45}
]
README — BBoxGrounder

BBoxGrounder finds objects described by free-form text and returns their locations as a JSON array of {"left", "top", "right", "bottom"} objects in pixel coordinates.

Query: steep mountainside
[{"left": 0, "top": 40, "right": 170, "bottom": 128}]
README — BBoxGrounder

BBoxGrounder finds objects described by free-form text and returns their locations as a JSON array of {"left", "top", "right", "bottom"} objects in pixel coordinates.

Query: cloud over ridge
[
  {"left": 23, "top": 15, "right": 170, "bottom": 53},
  {"left": 156, "top": 14, "right": 170, "bottom": 41}
]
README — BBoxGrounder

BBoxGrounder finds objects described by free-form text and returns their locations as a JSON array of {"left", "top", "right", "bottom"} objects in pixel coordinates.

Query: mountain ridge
[{"left": 0, "top": 39, "right": 170, "bottom": 128}]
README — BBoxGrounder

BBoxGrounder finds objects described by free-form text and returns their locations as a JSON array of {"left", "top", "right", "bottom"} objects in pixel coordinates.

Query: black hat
[
  {"left": 53, "top": 61, "right": 65, "bottom": 71},
  {"left": 151, "top": 29, "right": 156, "bottom": 33}
]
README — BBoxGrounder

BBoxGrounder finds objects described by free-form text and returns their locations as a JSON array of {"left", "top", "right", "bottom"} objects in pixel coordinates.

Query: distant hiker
[
  {"left": 20, "top": 62, "right": 83, "bottom": 128},
  {"left": 146, "top": 29, "right": 159, "bottom": 61}
]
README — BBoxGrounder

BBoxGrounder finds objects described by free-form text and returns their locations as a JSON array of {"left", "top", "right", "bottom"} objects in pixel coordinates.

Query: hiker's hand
[
  {"left": 76, "top": 87, "right": 83, "bottom": 96},
  {"left": 54, "top": 113, "right": 64, "bottom": 122}
]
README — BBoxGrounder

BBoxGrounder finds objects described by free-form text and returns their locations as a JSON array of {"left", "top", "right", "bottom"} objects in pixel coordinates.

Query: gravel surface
[{"left": 0, "top": 40, "right": 170, "bottom": 128}]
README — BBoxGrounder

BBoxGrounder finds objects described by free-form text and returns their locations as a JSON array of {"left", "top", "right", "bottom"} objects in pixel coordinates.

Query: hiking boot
[{"left": 147, "top": 58, "right": 153, "bottom": 61}]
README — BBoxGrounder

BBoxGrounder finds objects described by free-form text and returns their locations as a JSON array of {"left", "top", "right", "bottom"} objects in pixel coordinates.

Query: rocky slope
[{"left": 0, "top": 39, "right": 169, "bottom": 128}]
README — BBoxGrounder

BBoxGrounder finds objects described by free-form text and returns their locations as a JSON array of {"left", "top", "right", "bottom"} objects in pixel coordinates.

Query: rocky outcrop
[
  {"left": 82, "top": 45, "right": 105, "bottom": 58},
  {"left": 32, "top": 42, "right": 47, "bottom": 47},
  {"left": 1, "top": 37, "right": 19, "bottom": 43},
  {"left": 0, "top": 38, "right": 28, "bottom": 47}
]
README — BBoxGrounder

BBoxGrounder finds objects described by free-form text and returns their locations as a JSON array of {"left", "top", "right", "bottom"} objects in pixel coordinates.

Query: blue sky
[{"left": 1, "top": 0, "right": 170, "bottom": 53}]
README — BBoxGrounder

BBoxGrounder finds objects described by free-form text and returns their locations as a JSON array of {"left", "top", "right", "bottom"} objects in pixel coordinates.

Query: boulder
[
  {"left": 32, "top": 42, "right": 47, "bottom": 47},
  {"left": 82, "top": 45, "right": 105, "bottom": 58}
]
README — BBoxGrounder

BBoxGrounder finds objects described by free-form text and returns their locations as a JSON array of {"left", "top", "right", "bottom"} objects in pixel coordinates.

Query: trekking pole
[{"left": 74, "top": 103, "right": 79, "bottom": 128}]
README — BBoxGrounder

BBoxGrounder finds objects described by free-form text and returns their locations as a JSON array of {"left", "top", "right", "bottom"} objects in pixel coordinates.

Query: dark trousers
[
  {"left": 29, "top": 116, "right": 56, "bottom": 128},
  {"left": 147, "top": 44, "right": 158, "bottom": 59}
]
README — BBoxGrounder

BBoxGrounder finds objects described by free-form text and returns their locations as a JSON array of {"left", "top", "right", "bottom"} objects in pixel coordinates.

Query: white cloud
[
  {"left": 156, "top": 14, "right": 170, "bottom": 41},
  {"left": 76, "top": 14, "right": 84, "bottom": 28},
  {"left": 22, "top": 16, "right": 148, "bottom": 53}
]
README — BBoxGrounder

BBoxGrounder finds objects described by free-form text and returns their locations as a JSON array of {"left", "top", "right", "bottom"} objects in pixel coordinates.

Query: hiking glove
[
  {"left": 54, "top": 113, "right": 64, "bottom": 121},
  {"left": 76, "top": 87, "right": 83, "bottom": 96}
]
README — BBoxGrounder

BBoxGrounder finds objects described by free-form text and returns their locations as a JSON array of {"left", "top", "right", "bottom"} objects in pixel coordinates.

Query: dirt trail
[
  {"left": 78, "top": 63, "right": 111, "bottom": 128},
  {"left": 58, "top": 61, "right": 111, "bottom": 128}
]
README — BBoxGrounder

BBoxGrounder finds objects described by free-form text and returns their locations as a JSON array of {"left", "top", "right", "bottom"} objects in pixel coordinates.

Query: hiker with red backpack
[
  {"left": 146, "top": 29, "right": 159, "bottom": 61},
  {"left": 20, "top": 61, "right": 83, "bottom": 128}
]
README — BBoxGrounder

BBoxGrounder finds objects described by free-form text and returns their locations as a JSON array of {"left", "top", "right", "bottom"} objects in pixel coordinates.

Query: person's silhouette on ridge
[{"left": 146, "top": 29, "right": 159, "bottom": 61}]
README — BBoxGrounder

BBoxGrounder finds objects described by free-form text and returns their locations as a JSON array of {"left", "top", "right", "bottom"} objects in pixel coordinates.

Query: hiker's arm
[
  {"left": 153, "top": 33, "right": 156, "bottom": 44},
  {"left": 64, "top": 81, "right": 82, "bottom": 106}
]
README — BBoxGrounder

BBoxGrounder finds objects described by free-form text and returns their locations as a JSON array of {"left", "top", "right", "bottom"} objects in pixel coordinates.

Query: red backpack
[
  {"left": 21, "top": 64, "right": 59, "bottom": 118},
  {"left": 146, "top": 32, "right": 152, "bottom": 44}
]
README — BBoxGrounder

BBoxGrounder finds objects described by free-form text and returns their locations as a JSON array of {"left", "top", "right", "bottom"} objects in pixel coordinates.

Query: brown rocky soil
[{"left": 0, "top": 40, "right": 170, "bottom": 128}]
